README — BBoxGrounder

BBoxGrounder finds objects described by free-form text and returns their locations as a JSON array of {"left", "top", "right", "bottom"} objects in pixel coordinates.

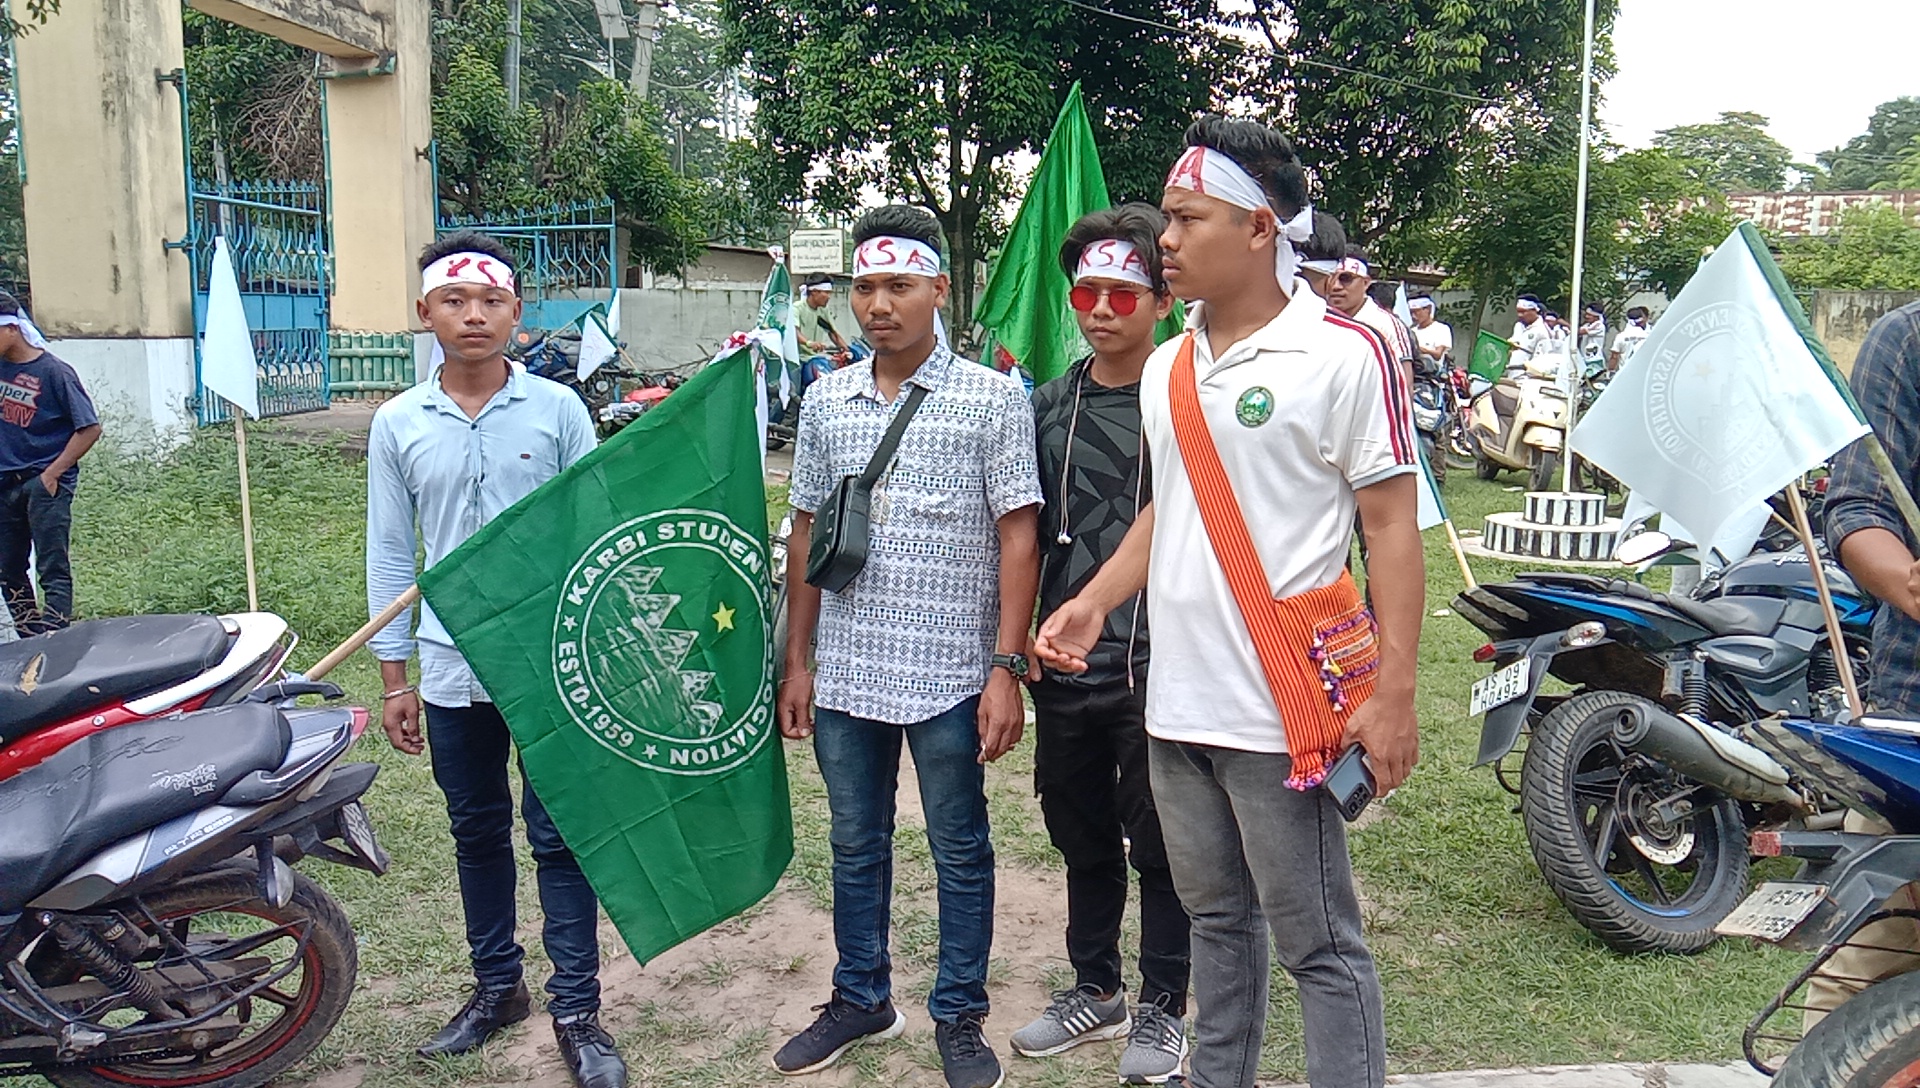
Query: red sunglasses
[{"left": 1070, "top": 284, "right": 1148, "bottom": 316}]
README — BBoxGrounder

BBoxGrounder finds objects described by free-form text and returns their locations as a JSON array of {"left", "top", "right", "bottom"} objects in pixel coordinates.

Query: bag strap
[{"left": 857, "top": 383, "right": 929, "bottom": 486}]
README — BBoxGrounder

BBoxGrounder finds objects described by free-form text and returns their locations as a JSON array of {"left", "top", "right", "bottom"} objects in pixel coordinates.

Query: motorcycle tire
[
  {"left": 1475, "top": 453, "right": 1501, "bottom": 482},
  {"left": 1528, "top": 450, "right": 1560, "bottom": 494},
  {"left": 1446, "top": 433, "right": 1478, "bottom": 472},
  {"left": 44, "top": 867, "right": 358, "bottom": 1088},
  {"left": 1773, "top": 969, "right": 1920, "bottom": 1088},
  {"left": 1519, "top": 690, "right": 1750, "bottom": 955}
]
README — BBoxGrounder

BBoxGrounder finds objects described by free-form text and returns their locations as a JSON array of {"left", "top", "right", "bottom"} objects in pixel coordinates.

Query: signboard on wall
[{"left": 788, "top": 229, "right": 845, "bottom": 275}]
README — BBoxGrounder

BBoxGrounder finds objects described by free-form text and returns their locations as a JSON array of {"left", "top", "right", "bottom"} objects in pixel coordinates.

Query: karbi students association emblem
[
  {"left": 552, "top": 509, "right": 773, "bottom": 776},
  {"left": 1236, "top": 386, "right": 1274, "bottom": 427}
]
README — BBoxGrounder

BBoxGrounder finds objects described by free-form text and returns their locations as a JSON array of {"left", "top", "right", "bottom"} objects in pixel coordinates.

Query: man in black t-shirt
[
  {"left": 0, "top": 291, "right": 101, "bottom": 635},
  {"left": 1012, "top": 206, "right": 1192, "bottom": 1085}
]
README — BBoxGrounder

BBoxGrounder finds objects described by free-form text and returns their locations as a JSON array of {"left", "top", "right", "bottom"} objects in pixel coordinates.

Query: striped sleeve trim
[{"left": 1322, "top": 310, "right": 1416, "bottom": 464}]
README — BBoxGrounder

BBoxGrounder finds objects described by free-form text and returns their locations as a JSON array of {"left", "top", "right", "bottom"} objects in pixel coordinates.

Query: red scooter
[{"left": 0, "top": 612, "right": 296, "bottom": 784}]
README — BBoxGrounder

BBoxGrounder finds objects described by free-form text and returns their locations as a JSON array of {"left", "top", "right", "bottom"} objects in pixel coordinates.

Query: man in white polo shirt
[{"left": 1037, "top": 117, "right": 1423, "bottom": 1088}]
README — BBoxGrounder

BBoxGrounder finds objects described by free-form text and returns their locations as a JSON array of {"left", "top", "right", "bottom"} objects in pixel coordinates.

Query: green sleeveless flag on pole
[
  {"left": 1468, "top": 328, "right": 1510, "bottom": 383},
  {"left": 418, "top": 349, "right": 791, "bottom": 964}
]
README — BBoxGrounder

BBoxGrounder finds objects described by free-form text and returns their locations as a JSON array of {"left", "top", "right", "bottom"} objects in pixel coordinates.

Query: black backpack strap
[{"left": 856, "top": 384, "right": 930, "bottom": 487}]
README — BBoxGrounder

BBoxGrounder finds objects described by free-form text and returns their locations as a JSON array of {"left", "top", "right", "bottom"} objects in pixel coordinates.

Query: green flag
[
  {"left": 418, "top": 350, "right": 792, "bottom": 963},
  {"left": 1468, "top": 328, "right": 1510, "bottom": 382},
  {"left": 975, "top": 83, "right": 1110, "bottom": 385},
  {"left": 757, "top": 261, "right": 800, "bottom": 401}
]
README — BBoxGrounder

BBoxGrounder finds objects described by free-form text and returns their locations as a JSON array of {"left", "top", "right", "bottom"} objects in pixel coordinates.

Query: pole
[
  {"left": 303, "top": 585, "right": 422, "bottom": 683},
  {"left": 1562, "top": 0, "right": 1597, "bottom": 494},
  {"left": 504, "top": 0, "right": 523, "bottom": 110},
  {"left": 1785, "top": 484, "right": 1864, "bottom": 721},
  {"left": 233, "top": 413, "right": 260, "bottom": 612},
  {"left": 628, "top": 0, "right": 660, "bottom": 98},
  {"left": 1443, "top": 519, "right": 1478, "bottom": 590}
]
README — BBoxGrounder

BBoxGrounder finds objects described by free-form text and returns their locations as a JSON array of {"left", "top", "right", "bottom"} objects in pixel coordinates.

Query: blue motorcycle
[
  {"left": 767, "top": 341, "right": 870, "bottom": 451},
  {"left": 1457, "top": 542, "right": 1876, "bottom": 954}
]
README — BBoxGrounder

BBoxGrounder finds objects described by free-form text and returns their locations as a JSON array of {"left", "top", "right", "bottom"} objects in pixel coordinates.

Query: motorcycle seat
[
  {"left": 1661, "top": 594, "right": 1788, "bottom": 638},
  {"left": 0, "top": 616, "right": 231, "bottom": 746},
  {"left": 0, "top": 702, "right": 291, "bottom": 913}
]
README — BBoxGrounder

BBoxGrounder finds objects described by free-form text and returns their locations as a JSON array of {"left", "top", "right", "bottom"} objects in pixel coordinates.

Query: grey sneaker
[
  {"left": 1119, "top": 1001, "right": 1188, "bottom": 1084},
  {"left": 1009, "top": 985, "right": 1130, "bottom": 1058}
]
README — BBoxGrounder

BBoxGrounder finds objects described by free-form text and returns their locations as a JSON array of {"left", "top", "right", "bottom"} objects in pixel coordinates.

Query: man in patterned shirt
[
  {"left": 775, "top": 204, "right": 1043, "bottom": 1088},
  {"left": 1812, "top": 298, "right": 1920, "bottom": 1019},
  {"left": 1010, "top": 205, "right": 1192, "bottom": 1084}
]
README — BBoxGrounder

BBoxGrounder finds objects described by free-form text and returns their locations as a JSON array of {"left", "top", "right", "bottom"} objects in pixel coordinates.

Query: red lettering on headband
[
  {"left": 446, "top": 257, "right": 472, "bottom": 277},
  {"left": 869, "top": 239, "right": 897, "bottom": 265},
  {"left": 475, "top": 260, "right": 499, "bottom": 287},
  {"left": 1166, "top": 146, "right": 1207, "bottom": 193},
  {"left": 903, "top": 248, "right": 939, "bottom": 273},
  {"left": 1089, "top": 240, "right": 1120, "bottom": 267},
  {"left": 1121, "top": 248, "right": 1147, "bottom": 274}
]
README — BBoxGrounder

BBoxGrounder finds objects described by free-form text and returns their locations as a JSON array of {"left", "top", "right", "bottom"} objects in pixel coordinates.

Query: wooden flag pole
[
  {"left": 1785, "top": 483, "right": 1864, "bottom": 721},
  {"left": 233, "top": 412, "right": 260, "bottom": 612},
  {"left": 1443, "top": 518, "right": 1478, "bottom": 589},
  {"left": 303, "top": 585, "right": 421, "bottom": 683}
]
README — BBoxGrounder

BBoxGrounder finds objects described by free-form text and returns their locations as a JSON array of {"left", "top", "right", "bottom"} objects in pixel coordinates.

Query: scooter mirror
[{"left": 1615, "top": 531, "right": 1676, "bottom": 566}]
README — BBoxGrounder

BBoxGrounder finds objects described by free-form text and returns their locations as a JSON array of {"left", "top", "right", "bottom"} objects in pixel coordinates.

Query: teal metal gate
[
  {"left": 160, "top": 70, "right": 331, "bottom": 424},
  {"left": 437, "top": 199, "right": 618, "bottom": 332}
]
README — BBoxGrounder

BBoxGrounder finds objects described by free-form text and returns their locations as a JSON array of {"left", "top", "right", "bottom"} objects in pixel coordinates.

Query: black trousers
[
  {"left": 0, "top": 469, "right": 74, "bottom": 637},
  {"left": 1031, "top": 677, "right": 1192, "bottom": 1014}
]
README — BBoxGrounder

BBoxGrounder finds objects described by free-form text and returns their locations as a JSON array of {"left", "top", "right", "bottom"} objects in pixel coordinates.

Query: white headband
[
  {"left": 1075, "top": 239, "right": 1153, "bottom": 288},
  {"left": 1516, "top": 298, "right": 1541, "bottom": 312},
  {"left": 1164, "top": 146, "right": 1314, "bottom": 297},
  {"left": 852, "top": 236, "right": 942, "bottom": 279},
  {"left": 1409, "top": 296, "right": 1434, "bottom": 310},
  {"left": 422, "top": 251, "right": 518, "bottom": 297},
  {"left": 0, "top": 313, "right": 46, "bottom": 350},
  {"left": 1340, "top": 256, "right": 1370, "bottom": 277}
]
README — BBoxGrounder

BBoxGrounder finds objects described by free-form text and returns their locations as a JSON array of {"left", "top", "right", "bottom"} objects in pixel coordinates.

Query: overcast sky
[{"left": 1600, "top": 0, "right": 1915, "bottom": 165}]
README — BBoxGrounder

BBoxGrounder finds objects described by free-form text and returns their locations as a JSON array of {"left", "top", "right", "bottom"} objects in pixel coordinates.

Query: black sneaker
[
  {"left": 772, "top": 993, "right": 906, "bottom": 1075},
  {"left": 935, "top": 1016, "right": 1003, "bottom": 1088}
]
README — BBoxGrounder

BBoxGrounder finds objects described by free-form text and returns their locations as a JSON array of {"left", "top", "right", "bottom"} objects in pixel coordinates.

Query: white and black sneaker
[
  {"left": 771, "top": 993, "right": 906, "bottom": 1075},
  {"left": 1119, "top": 999, "right": 1188, "bottom": 1084},
  {"left": 1009, "top": 985, "right": 1130, "bottom": 1058}
]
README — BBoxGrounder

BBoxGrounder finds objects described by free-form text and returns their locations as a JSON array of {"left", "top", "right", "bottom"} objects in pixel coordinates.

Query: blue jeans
[
  {"left": 812, "top": 696, "right": 993, "bottom": 1023},
  {"left": 425, "top": 701, "right": 602, "bottom": 1019}
]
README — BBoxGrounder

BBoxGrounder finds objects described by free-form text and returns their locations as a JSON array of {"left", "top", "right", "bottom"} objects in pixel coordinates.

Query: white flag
[
  {"left": 577, "top": 307, "right": 618, "bottom": 381},
  {"left": 1570, "top": 223, "right": 1866, "bottom": 549},
  {"left": 1393, "top": 282, "right": 1414, "bottom": 329},
  {"left": 200, "top": 237, "right": 261, "bottom": 419},
  {"left": 1415, "top": 447, "right": 1445, "bottom": 531}
]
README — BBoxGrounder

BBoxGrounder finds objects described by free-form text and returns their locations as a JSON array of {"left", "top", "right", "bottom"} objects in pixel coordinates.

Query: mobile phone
[{"left": 1322, "top": 746, "right": 1376, "bottom": 823}]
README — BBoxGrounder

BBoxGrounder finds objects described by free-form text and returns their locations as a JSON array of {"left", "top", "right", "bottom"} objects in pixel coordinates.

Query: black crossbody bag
[{"left": 805, "top": 384, "right": 930, "bottom": 594}]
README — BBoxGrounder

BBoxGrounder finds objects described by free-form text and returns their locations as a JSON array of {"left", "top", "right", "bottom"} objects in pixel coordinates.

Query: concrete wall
[
  {"left": 1813, "top": 290, "right": 1920, "bottom": 376},
  {"left": 537, "top": 287, "right": 855, "bottom": 373},
  {"left": 52, "top": 338, "right": 198, "bottom": 450}
]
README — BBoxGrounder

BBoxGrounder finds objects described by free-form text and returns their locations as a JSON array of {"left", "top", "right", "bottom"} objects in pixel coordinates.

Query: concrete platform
[{"left": 1387, "top": 1061, "right": 1766, "bottom": 1087}]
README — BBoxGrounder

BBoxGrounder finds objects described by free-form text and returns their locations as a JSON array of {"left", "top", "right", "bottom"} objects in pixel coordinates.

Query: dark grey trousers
[{"left": 1149, "top": 737, "right": 1386, "bottom": 1088}]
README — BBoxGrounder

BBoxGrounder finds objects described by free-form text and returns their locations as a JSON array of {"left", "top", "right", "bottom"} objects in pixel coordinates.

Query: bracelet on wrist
[{"left": 380, "top": 685, "right": 417, "bottom": 701}]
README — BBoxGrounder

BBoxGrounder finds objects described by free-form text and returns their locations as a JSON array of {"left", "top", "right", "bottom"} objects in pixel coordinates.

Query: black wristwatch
[{"left": 991, "top": 652, "right": 1030, "bottom": 678}]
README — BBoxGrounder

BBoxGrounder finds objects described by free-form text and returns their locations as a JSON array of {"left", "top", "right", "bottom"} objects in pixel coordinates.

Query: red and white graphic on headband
[
  {"left": 1164, "top": 146, "right": 1270, "bottom": 213},
  {"left": 852, "top": 236, "right": 942, "bottom": 279},
  {"left": 1075, "top": 239, "right": 1153, "bottom": 288},
  {"left": 421, "top": 252, "right": 518, "bottom": 296}
]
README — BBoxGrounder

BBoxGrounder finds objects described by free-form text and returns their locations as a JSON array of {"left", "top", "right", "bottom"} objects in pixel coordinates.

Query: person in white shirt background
[
  {"left": 1408, "top": 295, "right": 1451, "bottom": 369},
  {"left": 1609, "top": 305, "right": 1651, "bottom": 371},
  {"left": 1577, "top": 302, "right": 1607, "bottom": 372}
]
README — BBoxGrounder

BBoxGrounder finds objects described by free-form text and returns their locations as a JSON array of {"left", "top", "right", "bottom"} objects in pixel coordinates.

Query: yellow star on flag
[{"left": 712, "top": 602, "right": 735, "bottom": 632}]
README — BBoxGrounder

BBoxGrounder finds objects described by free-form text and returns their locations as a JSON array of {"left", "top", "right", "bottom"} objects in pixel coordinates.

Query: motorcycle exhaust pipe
[{"left": 1610, "top": 702, "right": 1799, "bottom": 805}]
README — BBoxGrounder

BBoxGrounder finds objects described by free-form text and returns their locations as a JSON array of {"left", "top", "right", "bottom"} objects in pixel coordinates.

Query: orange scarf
[{"left": 1168, "top": 332, "right": 1381, "bottom": 788}]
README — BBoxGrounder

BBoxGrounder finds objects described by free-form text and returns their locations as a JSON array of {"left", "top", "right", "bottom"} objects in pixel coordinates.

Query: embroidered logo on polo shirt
[{"left": 1235, "top": 386, "right": 1274, "bottom": 427}]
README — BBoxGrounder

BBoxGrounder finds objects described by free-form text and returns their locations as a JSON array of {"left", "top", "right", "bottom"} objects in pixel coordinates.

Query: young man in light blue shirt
[{"left": 365, "top": 230, "right": 622, "bottom": 1088}]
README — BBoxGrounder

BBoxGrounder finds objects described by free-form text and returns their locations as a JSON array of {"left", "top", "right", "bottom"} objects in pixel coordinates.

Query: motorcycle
[
  {"left": 1, "top": 613, "right": 297, "bottom": 785},
  {"left": 1713, "top": 715, "right": 1920, "bottom": 1085},
  {"left": 1454, "top": 534, "right": 1876, "bottom": 953},
  {"left": 510, "top": 325, "right": 634, "bottom": 419},
  {"left": 1409, "top": 357, "right": 1462, "bottom": 485},
  {"left": 1467, "top": 352, "right": 1572, "bottom": 493},
  {"left": 768, "top": 342, "right": 871, "bottom": 452},
  {"left": 0, "top": 684, "right": 387, "bottom": 1088},
  {"left": 1571, "top": 364, "right": 1624, "bottom": 502}
]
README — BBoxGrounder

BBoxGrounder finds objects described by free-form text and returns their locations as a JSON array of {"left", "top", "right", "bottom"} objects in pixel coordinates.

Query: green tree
[
  {"left": 2, "top": 0, "right": 58, "bottom": 41},
  {"left": 538, "top": 81, "right": 707, "bottom": 274},
  {"left": 1774, "top": 204, "right": 1920, "bottom": 291},
  {"left": 722, "top": 0, "right": 1233, "bottom": 334},
  {"left": 1652, "top": 111, "right": 1794, "bottom": 192},
  {"left": 0, "top": 44, "right": 26, "bottom": 300},
  {"left": 1820, "top": 96, "right": 1920, "bottom": 190},
  {"left": 182, "top": 13, "right": 319, "bottom": 183},
  {"left": 1878, "top": 133, "right": 1920, "bottom": 191},
  {"left": 1239, "top": 0, "right": 1617, "bottom": 254}
]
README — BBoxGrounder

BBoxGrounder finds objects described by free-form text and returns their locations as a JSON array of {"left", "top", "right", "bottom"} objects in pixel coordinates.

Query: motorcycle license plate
[
  {"left": 337, "top": 801, "right": 390, "bottom": 874},
  {"left": 1469, "top": 659, "right": 1530, "bottom": 717},
  {"left": 1715, "top": 882, "right": 1828, "bottom": 941}
]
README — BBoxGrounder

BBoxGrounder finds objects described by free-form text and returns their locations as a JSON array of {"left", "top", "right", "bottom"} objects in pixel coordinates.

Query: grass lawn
[{"left": 6, "top": 429, "right": 1802, "bottom": 1087}]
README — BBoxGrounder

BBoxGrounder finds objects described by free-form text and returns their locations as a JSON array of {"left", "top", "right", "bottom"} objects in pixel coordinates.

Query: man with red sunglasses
[{"left": 1013, "top": 205, "right": 1190, "bottom": 1084}]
